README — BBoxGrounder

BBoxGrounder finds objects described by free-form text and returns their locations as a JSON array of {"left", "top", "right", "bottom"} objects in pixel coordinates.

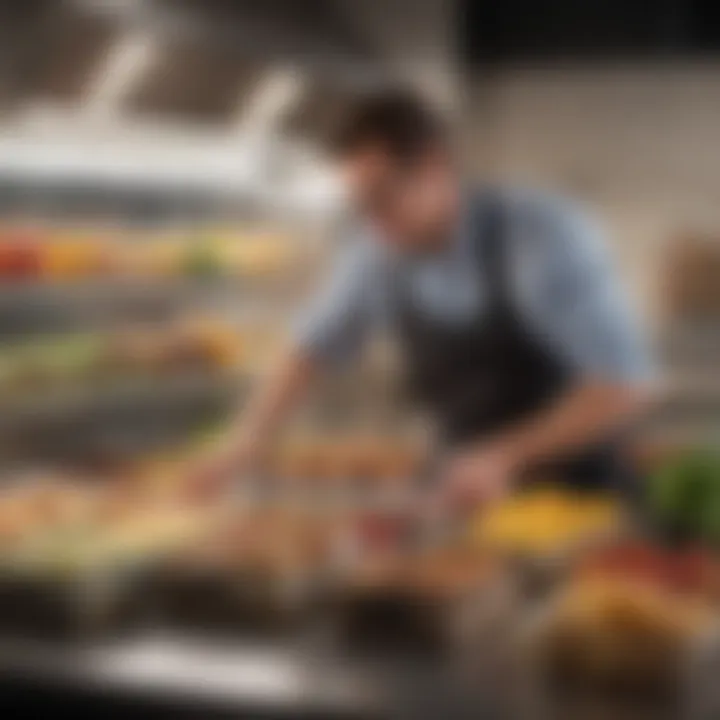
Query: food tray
[
  {"left": 143, "top": 505, "right": 343, "bottom": 635},
  {"left": 0, "top": 562, "right": 154, "bottom": 642},
  {"left": 0, "top": 500, "right": 217, "bottom": 642},
  {"left": 329, "top": 552, "right": 516, "bottom": 660},
  {"left": 513, "top": 589, "right": 720, "bottom": 720},
  {"left": 511, "top": 523, "right": 631, "bottom": 599},
  {"left": 146, "top": 562, "right": 331, "bottom": 636},
  {"left": 472, "top": 489, "right": 631, "bottom": 600}
]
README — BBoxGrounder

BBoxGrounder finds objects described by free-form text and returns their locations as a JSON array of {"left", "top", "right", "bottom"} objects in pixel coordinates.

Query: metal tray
[
  {"left": 0, "top": 562, "right": 155, "bottom": 642},
  {"left": 328, "top": 560, "right": 517, "bottom": 661},
  {"left": 512, "top": 591, "right": 720, "bottom": 720},
  {"left": 146, "top": 560, "right": 333, "bottom": 637}
]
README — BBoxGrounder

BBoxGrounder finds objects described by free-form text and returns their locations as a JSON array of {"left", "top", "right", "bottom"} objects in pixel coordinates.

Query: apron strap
[{"left": 473, "top": 191, "right": 513, "bottom": 313}]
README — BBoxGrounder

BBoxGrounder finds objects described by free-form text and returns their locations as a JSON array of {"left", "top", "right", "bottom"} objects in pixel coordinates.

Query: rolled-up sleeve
[
  {"left": 513, "top": 195, "right": 654, "bottom": 384},
  {"left": 292, "top": 239, "right": 377, "bottom": 366}
]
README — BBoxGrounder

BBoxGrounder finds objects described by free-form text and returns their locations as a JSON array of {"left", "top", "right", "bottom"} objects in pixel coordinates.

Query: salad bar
[{"left": 0, "top": 443, "right": 715, "bottom": 719}]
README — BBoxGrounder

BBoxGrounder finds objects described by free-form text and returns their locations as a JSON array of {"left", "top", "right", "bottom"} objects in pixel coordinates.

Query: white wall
[{"left": 467, "top": 64, "right": 720, "bottom": 324}]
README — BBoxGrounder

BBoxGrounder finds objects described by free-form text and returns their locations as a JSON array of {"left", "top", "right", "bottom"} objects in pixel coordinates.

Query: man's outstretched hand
[
  {"left": 439, "top": 442, "right": 518, "bottom": 511},
  {"left": 185, "top": 430, "right": 265, "bottom": 500}
]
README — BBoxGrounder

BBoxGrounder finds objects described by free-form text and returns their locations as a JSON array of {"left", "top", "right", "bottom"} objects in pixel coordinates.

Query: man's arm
[
  {"left": 196, "top": 238, "right": 378, "bottom": 483},
  {"left": 443, "top": 380, "right": 652, "bottom": 506},
  {"left": 215, "top": 347, "right": 318, "bottom": 472},
  {"left": 443, "top": 195, "right": 655, "bottom": 503},
  {"left": 497, "top": 380, "right": 651, "bottom": 470}
]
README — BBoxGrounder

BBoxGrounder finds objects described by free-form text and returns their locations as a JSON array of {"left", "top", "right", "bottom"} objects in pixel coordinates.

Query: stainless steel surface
[{"left": 0, "top": 632, "right": 378, "bottom": 716}]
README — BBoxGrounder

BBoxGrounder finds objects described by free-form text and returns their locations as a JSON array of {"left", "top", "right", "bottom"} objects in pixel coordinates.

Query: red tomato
[
  {"left": 580, "top": 542, "right": 716, "bottom": 597},
  {"left": 664, "top": 548, "right": 711, "bottom": 594},
  {"left": 354, "top": 512, "right": 413, "bottom": 553},
  {"left": 0, "top": 237, "right": 41, "bottom": 280}
]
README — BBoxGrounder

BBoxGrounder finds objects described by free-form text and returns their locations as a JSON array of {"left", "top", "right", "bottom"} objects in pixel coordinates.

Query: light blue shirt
[{"left": 294, "top": 188, "right": 652, "bottom": 383}]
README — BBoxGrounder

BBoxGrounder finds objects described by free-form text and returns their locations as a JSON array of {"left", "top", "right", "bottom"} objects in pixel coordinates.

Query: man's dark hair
[{"left": 330, "top": 89, "right": 448, "bottom": 164}]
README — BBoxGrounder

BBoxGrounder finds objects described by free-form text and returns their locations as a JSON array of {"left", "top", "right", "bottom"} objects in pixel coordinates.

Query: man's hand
[
  {"left": 184, "top": 348, "right": 317, "bottom": 501},
  {"left": 186, "top": 429, "right": 266, "bottom": 499},
  {"left": 440, "top": 442, "right": 518, "bottom": 511}
]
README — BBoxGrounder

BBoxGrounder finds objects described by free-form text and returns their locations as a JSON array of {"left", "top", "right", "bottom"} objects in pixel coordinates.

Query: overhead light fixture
[
  {"left": 234, "top": 67, "right": 305, "bottom": 136},
  {"left": 83, "top": 31, "right": 156, "bottom": 117}
]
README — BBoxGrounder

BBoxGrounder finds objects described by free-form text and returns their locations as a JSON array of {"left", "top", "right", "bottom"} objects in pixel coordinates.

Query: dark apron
[{"left": 395, "top": 192, "right": 631, "bottom": 492}]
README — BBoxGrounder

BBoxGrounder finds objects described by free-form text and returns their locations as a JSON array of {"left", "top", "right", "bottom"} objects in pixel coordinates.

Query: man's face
[{"left": 340, "top": 145, "right": 457, "bottom": 250}]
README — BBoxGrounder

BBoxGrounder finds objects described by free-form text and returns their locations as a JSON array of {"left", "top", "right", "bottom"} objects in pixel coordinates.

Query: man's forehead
[{"left": 341, "top": 146, "right": 396, "bottom": 187}]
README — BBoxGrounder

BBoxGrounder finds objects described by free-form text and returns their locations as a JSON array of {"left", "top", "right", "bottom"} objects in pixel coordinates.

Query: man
[{"left": 202, "top": 90, "right": 652, "bottom": 505}]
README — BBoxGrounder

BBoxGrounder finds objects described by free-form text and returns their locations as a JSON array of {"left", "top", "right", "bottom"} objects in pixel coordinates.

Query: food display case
[
  {"left": 0, "top": 164, "right": 508, "bottom": 718},
  {"left": 0, "top": 164, "right": 326, "bottom": 467}
]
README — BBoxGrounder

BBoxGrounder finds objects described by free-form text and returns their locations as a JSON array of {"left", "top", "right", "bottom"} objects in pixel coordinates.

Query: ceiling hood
[{"left": 143, "top": 0, "right": 382, "bottom": 79}]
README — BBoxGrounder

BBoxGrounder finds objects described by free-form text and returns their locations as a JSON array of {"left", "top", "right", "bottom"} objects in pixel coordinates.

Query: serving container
[{"left": 512, "top": 575, "right": 720, "bottom": 720}]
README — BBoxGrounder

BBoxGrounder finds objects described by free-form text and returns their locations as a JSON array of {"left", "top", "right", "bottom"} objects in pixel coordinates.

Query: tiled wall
[{"left": 466, "top": 64, "right": 720, "bottom": 328}]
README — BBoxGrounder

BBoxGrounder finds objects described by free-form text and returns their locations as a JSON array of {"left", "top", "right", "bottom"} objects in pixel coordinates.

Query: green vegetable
[
  {"left": 0, "top": 334, "right": 101, "bottom": 369},
  {"left": 701, "top": 488, "right": 720, "bottom": 547},
  {"left": 41, "top": 336, "right": 104, "bottom": 376},
  {"left": 183, "top": 245, "right": 223, "bottom": 277},
  {"left": 648, "top": 447, "right": 720, "bottom": 543}
]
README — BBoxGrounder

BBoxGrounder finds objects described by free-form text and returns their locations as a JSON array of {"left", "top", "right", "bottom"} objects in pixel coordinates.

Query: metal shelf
[
  {"left": 0, "top": 278, "right": 300, "bottom": 338},
  {"left": 0, "top": 373, "right": 253, "bottom": 465}
]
